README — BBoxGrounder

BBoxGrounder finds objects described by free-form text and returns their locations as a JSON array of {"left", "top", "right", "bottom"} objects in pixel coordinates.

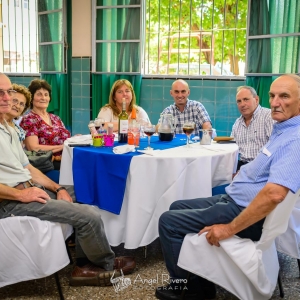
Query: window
[
  {"left": 144, "top": 0, "right": 248, "bottom": 76},
  {"left": 38, "top": 0, "right": 66, "bottom": 73},
  {"left": 92, "top": 0, "right": 143, "bottom": 74},
  {"left": 1, "top": 0, "right": 39, "bottom": 73},
  {"left": 246, "top": 0, "right": 300, "bottom": 76}
]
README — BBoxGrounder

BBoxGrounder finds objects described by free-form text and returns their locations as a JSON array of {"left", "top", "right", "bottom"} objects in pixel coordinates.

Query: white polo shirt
[{"left": 0, "top": 121, "right": 31, "bottom": 187}]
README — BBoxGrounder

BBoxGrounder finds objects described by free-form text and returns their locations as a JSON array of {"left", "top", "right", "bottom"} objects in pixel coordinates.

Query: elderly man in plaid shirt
[
  {"left": 231, "top": 86, "right": 274, "bottom": 171},
  {"left": 159, "top": 79, "right": 212, "bottom": 134}
]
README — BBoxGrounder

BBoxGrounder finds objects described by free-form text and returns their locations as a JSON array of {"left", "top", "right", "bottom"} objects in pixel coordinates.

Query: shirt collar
[
  {"left": 175, "top": 99, "right": 190, "bottom": 111},
  {"left": 273, "top": 115, "right": 300, "bottom": 135}
]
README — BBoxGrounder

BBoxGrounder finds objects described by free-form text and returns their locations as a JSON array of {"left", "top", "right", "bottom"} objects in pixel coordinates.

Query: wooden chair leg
[
  {"left": 180, "top": 272, "right": 191, "bottom": 300},
  {"left": 297, "top": 259, "right": 300, "bottom": 278},
  {"left": 54, "top": 272, "right": 64, "bottom": 300},
  {"left": 277, "top": 270, "right": 284, "bottom": 298}
]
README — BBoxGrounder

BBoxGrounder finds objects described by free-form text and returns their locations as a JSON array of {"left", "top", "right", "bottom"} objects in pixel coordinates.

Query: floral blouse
[
  {"left": 13, "top": 121, "right": 26, "bottom": 142},
  {"left": 20, "top": 111, "right": 71, "bottom": 156}
]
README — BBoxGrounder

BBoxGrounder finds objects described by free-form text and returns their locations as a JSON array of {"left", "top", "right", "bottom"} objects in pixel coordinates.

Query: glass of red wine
[
  {"left": 144, "top": 124, "right": 156, "bottom": 150},
  {"left": 183, "top": 121, "right": 195, "bottom": 148}
]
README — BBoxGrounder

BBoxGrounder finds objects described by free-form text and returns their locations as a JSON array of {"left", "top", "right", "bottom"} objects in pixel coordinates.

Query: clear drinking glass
[
  {"left": 144, "top": 124, "right": 156, "bottom": 150},
  {"left": 183, "top": 121, "right": 195, "bottom": 148},
  {"left": 131, "top": 122, "right": 141, "bottom": 148}
]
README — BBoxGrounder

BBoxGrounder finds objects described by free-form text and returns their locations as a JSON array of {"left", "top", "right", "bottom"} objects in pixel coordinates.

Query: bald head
[
  {"left": 269, "top": 74, "right": 300, "bottom": 122},
  {"left": 0, "top": 73, "right": 13, "bottom": 122},
  {"left": 170, "top": 80, "right": 190, "bottom": 111}
]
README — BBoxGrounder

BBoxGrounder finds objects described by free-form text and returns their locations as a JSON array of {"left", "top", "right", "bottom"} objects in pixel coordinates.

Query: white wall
[{"left": 72, "top": 0, "right": 91, "bottom": 57}]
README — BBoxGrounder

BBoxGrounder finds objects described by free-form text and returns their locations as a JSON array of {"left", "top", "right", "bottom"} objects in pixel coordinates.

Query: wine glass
[
  {"left": 144, "top": 124, "right": 156, "bottom": 150},
  {"left": 95, "top": 118, "right": 105, "bottom": 131},
  {"left": 137, "top": 118, "right": 149, "bottom": 138},
  {"left": 183, "top": 121, "right": 195, "bottom": 148}
]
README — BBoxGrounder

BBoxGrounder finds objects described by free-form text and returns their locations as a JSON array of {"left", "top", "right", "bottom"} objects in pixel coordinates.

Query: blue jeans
[
  {"left": 0, "top": 186, "right": 115, "bottom": 270},
  {"left": 159, "top": 194, "right": 264, "bottom": 284}
]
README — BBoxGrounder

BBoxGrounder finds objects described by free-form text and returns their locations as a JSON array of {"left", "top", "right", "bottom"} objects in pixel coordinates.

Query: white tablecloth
[{"left": 60, "top": 141, "right": 238, "bottom": 248}]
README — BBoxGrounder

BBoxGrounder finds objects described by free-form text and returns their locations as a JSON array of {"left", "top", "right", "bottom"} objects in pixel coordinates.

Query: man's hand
[
  {"left": 199, "top": 224, "right": 233, "bottom": 247},
  {"left": 56, "top": 189, "right": 73, "bottom": 203},
  {"left": 19, "top": 187, "right": 50, "bottom": 204}
]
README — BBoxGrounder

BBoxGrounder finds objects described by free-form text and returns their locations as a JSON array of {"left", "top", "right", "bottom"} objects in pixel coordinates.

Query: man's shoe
[
  {"left": 114, "top": 256, "right": 136, "bottom": 275},
  {"left": 70, "top": 263, "right": 120, "bottom": 286},
  {"left": 155, "top": 285, "right": 205, "bottom": 300}
]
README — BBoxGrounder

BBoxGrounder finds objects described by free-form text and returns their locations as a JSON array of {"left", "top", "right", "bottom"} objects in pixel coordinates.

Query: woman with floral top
[
  {"left": 20, "top": 79, "right": 71, "bottom": 169},
  {"left": 5, "top": 83, "right": 31, "bottom": 146}
]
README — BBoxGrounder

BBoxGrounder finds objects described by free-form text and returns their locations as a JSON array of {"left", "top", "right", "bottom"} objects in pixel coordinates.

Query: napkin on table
[
  {"left": 113, "top": 144, "right": 136, "bottom": 154},
  {"left": 67, "top": 134, "right": 92, "bottom": 144}
]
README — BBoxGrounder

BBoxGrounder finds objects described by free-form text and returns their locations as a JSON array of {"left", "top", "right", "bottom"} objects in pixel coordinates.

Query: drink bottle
[{"left": 118, "top": 99, "right": 128, "bottom": 143}]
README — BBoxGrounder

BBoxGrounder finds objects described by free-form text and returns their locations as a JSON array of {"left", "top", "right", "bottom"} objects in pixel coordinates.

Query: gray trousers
[{"left": 0, "top": 186, "right": 115, "bottom": 270}]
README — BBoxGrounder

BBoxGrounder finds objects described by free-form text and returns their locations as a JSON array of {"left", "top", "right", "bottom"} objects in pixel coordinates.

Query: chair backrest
[{"left": 257, "top": 189, "right": 300, "bottom": 251}]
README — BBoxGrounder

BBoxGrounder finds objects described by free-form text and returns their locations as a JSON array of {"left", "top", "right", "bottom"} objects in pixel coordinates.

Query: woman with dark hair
[
  {"left": 20, "top": 79, "right": 71, "bottom": 169},
  {"left": 5, "top": 83, "right": 31, "bottom": 145},
  {"left": 98, "top": 79, "right": 149, "bottom": 131}
]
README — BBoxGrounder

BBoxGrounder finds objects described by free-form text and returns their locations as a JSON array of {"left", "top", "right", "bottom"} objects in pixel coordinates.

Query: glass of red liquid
[
  {"left": 183, "top": 121, "right": 195, "bottom": 148},
  {"left": 144, "top": 124, "right": 156, "bottom": 150}
]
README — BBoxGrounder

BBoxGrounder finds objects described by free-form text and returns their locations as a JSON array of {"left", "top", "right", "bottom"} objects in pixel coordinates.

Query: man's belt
[{"left": 14, "top": 180, "right": 34, "bottom": 190}]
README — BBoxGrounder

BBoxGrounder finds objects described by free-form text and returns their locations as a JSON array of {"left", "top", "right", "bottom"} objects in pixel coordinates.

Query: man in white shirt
[
  {"left": 231, "top": 86, "right": 274, "bottom": 171},
  {"left": 0, "top": 73, "right": 135, "bottom": 287}
]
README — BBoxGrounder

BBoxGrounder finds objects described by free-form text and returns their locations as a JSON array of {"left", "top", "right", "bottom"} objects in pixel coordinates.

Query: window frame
[
  {"left": 92, "top": 0, "right": 144, "bottom": 74},
  {"left": 38, "top": 0, "right": 67, "bottom": 74}
]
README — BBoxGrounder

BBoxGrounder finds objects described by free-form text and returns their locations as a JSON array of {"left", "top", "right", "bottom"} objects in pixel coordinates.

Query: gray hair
[{"left": 236, "top": 86, "right": 257, "bottom": 97}]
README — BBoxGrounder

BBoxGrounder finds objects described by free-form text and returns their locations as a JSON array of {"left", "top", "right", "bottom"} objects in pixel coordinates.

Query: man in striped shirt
[
  {"left": 231, "top": 86, "right": 274, "bottom": 171},
  {"left": 159, "top": 79, "right": 212, "bottom": 134},
  {"left": 156, "top": 74, "right": 300, "bottom": 300}
]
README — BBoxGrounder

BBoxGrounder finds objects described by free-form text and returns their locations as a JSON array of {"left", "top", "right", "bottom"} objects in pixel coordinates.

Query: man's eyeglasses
[
  {"left": 12, "top": 98, "right": 26, "bottom": 108},
  {"left": 0, "top": 89, "right": 17, "bottom": 97}
]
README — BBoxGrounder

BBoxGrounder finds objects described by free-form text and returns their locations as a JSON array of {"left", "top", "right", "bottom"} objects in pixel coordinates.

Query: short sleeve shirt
[
  {"left": 160, "top": 100, "right": 211, "bottom": 134},
  {"left": 0, "top": 122, "right": 31, "bottom": 187},
  {"left": 20, "top": 111, "right": 70, "bottom": 155}
]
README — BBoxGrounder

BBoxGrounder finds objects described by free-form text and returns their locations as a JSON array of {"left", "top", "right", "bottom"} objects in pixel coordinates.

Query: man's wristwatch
[{"left": 55, "top": 186, "right": 66, "bottom": 193}]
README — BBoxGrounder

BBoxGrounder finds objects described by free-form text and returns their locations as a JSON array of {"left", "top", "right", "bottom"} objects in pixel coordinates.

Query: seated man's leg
[
  {"left": 0, "top": 190, "right": 135, "bottom": 286},
  {"left": 169, "top": 194, "right": 226, "bottom": 211},
  {"left": 158, "top": 195, "right": 243, "bottom": 297}
]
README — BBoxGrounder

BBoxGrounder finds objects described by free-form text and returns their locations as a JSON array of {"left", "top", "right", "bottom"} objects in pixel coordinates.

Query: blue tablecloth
[{"left": 73, "top": 135, "right": 187, "bottom": 214}]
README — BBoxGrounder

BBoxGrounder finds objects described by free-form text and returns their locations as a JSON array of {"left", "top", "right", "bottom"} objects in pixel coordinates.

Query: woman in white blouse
[{"left": 98, "top": 79, "right": 149, "bottom": 132}]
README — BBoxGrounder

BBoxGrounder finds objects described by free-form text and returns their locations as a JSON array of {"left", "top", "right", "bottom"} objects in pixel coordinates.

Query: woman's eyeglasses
[{"left": 12, "top": 98, "right": 26, "bottom": 108}]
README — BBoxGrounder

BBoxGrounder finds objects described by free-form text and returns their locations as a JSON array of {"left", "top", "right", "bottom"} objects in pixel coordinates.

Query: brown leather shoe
[
  {"left": 70, "top": 263, "right": 120, "bottom": 286},
  {"left": 114, "top": 256, "right": 136, "bottom": 275}
]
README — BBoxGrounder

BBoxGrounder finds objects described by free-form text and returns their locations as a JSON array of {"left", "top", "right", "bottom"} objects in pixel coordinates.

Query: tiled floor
[{"left": 1, "top": 238, "right": 300, "bottom": 299}]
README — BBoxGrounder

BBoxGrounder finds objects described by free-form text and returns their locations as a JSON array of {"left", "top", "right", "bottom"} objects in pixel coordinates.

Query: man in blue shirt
[{"left": 156, "top": 74, "right": 300, "bottom": 300}]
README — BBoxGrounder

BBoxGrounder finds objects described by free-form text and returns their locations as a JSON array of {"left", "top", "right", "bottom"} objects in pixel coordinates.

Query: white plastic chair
[
  {"left": 276, "top": 195, "right": 300, "bottom": 261},
  {"left": 0, "top": 216, "right": 73, "bottom": 298},
  {"left": 178, "top": 189, "right": 300, "bottom": 300}
]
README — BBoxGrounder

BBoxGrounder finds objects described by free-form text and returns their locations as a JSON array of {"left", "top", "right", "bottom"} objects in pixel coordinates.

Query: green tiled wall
[
  {"left": 8, "top": 75, "right": 39, "bottom": 87},
  {"left": 8, "top": 59, "right": 245, "bottom": 137},
  {"left": 71, "top": 57, "right": 92, "bottom": 134},
  {"left": 140, "top": 78, "right": 245, "bottom": 136}
]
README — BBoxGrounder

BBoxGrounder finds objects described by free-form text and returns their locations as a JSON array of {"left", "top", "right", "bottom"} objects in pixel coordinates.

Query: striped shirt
[
  {"left": 226, "top": 115, "right": 300, "bottom": 208},
  {"left": 160, "top": 100, "right": 211, "bottom": 134},
  {"left": 230, "top": 105, "right": 274, "bottom": 162}
]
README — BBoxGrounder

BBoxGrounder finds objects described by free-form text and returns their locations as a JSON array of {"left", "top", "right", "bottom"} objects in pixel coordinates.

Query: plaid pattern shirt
[
  {"left": 160, "top": 100, "right": 211, "bottom": 134},
  {"left": 230, "top": 105, "right": 275, "bottom": 162}
]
